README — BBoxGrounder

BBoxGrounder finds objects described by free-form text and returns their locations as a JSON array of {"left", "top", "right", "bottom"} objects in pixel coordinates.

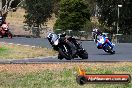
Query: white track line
[
  {"left": 0, "top": 42, "right": 58, "bottom": 60},
  {"left": 1, "top": 42, "right": 40, "bottom": 48}
]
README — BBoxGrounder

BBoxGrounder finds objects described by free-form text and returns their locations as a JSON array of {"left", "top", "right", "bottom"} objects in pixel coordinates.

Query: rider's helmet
[
  {"left": 47, "top": 32, "right": 54, "bottom": 41},
  {"left": 2, "top": 24, "right": 8, "bottom": 30},
  {"left": 47, "top": 32, "right": 52, "bottom": 39},
  {"left": 92, "top": 28, "right": 98, "bottom": 33},
  {"left": 92, "top": 28, "right": 102, "bottom": 36},
  {"left": 47, "top": 32, "right": 58, "bottom": 41},
  {"left": 62, "top": 32, "right": 66, "bottom": 35},
  {"left": 61, "top": 32, "right": 66, "bottom": 37}
]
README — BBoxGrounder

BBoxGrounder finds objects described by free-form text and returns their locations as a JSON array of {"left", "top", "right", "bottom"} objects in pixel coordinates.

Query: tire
[
  {"left": 105, "top": 46, "right": 115, "bottom": 54},
  {"left": 8, "top": 31, "right": 13, "bottom": 39},
  {"left": 58, "top": 53, "right": 63, "bottom": 60},
  {"left": 76, "top": 76, "right": 87, "bottom": 85},
  {"left": 78, "top": 50, "right": 88, "bottom": 59},
  {"left": 110, "top": 50, "right": 115, "bottom": 54},
  {"left": 58, "top": 46, "right": 73, "bottom": 60},
  {"left": 0, "top": 32, "right": 3, "bottom": 38}
]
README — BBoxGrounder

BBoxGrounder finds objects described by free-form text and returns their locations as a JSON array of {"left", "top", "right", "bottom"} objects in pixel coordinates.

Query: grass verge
[
  {"left": 0, "top": 62, "right": 132, "bottom": 88},
  {"left": 0, "top": 42, "right": 57, "bottom": 59}
]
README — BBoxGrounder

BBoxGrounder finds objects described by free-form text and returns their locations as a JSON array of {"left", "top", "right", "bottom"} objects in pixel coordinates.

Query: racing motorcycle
[
  {"left": 47, "top": 33, "right": 88, "bottom": 60},
  {"left": 96, "top": 35, "right": 115, "bottom": 54},
  {"left": 0, "top": 23, "right": 13, "bottom": 38},
  {"left": 92, "top": 29, "right": 115, "bottom": 54}
]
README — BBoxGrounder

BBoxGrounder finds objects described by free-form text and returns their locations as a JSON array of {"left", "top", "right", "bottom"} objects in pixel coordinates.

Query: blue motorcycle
[{"left": 96, "top": 35, "right": 115, "bottom": 54}]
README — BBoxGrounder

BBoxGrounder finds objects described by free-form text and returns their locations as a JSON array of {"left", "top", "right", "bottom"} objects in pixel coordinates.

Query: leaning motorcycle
[
  {"left": 0, "top": 23, "right": 13, "bottom": 38},
  {"left": 47, "top": 33, "right": 88, "bottom": 60},
  {"left": 66, "top": 36, "right": 88, "bottom": 59},
  {"left": 96, "top": 35, "right": 115, "bottom": 54}
]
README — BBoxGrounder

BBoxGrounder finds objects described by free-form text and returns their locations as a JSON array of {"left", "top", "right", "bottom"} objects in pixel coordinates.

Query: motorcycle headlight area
[{"left": 54, "top": 40, "right": 59, "bottom": 45}]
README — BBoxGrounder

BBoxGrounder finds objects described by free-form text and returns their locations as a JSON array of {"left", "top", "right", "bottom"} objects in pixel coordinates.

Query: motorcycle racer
[
  {"left": 47, "top": 32, "right": 88, "bottom": 59},
  {"left": 92, "top": 28, "right": 115, "bottom": 54},
  {"left": 47, "top": 32, "right": 77, "bottom": 56}
]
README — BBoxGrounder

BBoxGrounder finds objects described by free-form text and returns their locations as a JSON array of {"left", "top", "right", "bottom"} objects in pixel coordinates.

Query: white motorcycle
[{"left": 47, "top": 33, "right": 88, "bottom": 60}]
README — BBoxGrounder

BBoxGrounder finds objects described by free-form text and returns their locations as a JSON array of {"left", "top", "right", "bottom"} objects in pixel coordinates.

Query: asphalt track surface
[{"left": 0, "top": 37, "right": 132, "bottom": 63}]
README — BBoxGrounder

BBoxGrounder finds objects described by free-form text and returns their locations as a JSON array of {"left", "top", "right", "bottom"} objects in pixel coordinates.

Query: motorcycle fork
[{"left": 63, "top": 45, "right": 68, "bottom": 52}]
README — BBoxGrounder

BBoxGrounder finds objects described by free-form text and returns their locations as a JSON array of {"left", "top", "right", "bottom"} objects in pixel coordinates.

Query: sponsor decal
[{"left": 76, "top": 66, "right": 131, "bottom": 85}]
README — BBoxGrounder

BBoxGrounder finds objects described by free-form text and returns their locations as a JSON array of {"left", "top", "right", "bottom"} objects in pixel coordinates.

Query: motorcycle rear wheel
[{"left": 78, "top": 50, "right": 88, "bottom": 59}]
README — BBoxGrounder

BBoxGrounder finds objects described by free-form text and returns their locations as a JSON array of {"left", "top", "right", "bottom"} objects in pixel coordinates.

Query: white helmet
[
  {"left": 92, "top": 28, "right": 98, "bottom": 32},
  {"left": 47, "top": 32, "right": 53, "bottom": 38},
  {"left": 2, "top": 24, "right": 8, "bottom": 30}
]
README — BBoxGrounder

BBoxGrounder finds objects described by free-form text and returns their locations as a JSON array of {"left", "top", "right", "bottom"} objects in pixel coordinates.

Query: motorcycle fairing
[{"left": 96, "top": 35, "right": 114, "bottom": 50}]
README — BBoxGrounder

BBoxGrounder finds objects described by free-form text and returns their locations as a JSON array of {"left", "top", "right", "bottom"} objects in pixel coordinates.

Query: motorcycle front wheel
[
  {"left": 8, "top": 31, "right": 13, "bottom": 39},
  {"left": 104, "top": 46, "right": 115, "bottom": 54},
  {"left": 58, "top": 53, "right": 63, "bottom": 60},
  {"left": 58, "top": 46, "right": 73, "bottom": 60},
  {"left": 0, "top": 32, "right": 3, "bottom": 38}
]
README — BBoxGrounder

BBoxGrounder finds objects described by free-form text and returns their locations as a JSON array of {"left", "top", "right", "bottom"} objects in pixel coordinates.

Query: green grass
[
  {"left": 0, "top": 64, "right": 132, "bottom": 88},
  {"left": 0, "top": 46, "right": 9, "bottom": 52},
  {"left": 0, "top": 42, "right": 57, "bottom": 59},
  {"left": 0, "top": 46, "right": 10, "bottom": 56}
]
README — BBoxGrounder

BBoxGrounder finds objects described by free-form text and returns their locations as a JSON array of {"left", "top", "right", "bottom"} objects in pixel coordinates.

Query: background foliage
[
  {"left": 97, "top": 0, "right": 132, "bottom": 34},
  {"left": 4, "top": 0, "right": 132, "bottom": 36},
  {"left": 24, "top": 0, "right": 53, "bottom": 37},
  {"left": 54, "top": 0, "right": 91, "bottom": 32}
]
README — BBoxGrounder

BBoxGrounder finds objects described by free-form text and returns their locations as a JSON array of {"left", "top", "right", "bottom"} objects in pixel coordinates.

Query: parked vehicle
[
  {"left": 0, "top": 23, "right": 12, "bottom": 38},
  {"left": 47, "top": 33, "right": 88, "bottom": 60}
]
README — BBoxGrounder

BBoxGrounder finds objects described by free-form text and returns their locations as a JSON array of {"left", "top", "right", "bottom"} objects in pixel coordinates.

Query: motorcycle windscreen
[
  {"left": 97, "top": 36, "right": 106, "bottom": 44},
  {"left": 51, "top": 34, "right": 59, "bottom": 43}
]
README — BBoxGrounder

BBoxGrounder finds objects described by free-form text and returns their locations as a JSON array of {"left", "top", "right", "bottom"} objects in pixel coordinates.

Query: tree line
[{"left": 0, "top": 0, "right": 132, "bottom": 37}]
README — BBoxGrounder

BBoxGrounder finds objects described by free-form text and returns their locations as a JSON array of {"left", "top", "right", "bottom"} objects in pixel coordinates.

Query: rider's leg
[
  {"left": 97, "top": 42, "right": 102, "bottom": 49},
  {"left": 68, "top": 37, "right": 80, "bottom": 48},
  {"left": 106, "top": 39, "right": 114, "bottom": 49},
  {"left": 66, "top": 41, "right": 77, "bottom": 55}
]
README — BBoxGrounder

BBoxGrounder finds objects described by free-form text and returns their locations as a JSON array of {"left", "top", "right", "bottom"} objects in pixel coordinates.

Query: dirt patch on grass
[
  {"left": 0, "top": 62, "right": 132, "bottom": 88},
  {"left": 6, "top": 8, "right": 56, "bottom": 38},
  {"left": 0, "top": 62, "right": 132, "bottom": 74}
]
